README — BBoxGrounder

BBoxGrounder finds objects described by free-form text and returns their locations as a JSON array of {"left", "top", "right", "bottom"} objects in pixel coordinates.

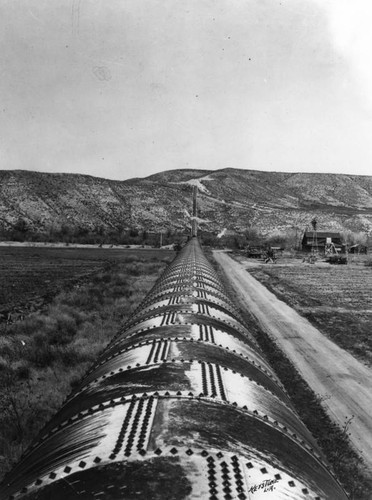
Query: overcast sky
[{"left": 1, "top": 0, "right": 372, "bottom": 180}]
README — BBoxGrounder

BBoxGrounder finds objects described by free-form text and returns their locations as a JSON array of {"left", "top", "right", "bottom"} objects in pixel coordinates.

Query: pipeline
[{"left": 0, "top": 238, "right": 348, "bottom": 499}]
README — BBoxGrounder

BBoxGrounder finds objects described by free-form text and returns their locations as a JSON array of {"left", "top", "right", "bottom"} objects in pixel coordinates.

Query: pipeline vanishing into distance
[{"left": 0, "top": 237, "right": 349, "bottom": 499}]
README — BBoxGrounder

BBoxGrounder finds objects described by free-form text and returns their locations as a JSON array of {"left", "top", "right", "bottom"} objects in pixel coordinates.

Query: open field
[
  {"left": 0, "top": 246, "right": 174, "bottom": 320},
  {"left": 0, "top": 247, "right": 175, "bottom": 480},
  {"left": 244, "top": 257, "right": 372, "bottom": 367}
]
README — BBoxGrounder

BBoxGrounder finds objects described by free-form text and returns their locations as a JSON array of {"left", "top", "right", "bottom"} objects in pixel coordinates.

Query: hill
[{"left": 1, "top": 168, "right": 372, "bottom": 237}]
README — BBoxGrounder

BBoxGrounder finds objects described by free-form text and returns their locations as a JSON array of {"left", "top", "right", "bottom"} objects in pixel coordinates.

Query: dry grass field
[
  {"left": 0, "top": 247, "right": 174, "bottom": 319},
  {"left": 0, "top": 246, "right": 175, "bottom": 480},
  {"left": 247, "top": 257, "right": 372, "bottom": 367}
]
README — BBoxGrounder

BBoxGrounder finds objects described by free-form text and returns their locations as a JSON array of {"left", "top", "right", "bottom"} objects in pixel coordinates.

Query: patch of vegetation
[
  {"left": 209, "top": 252, "right": 372, "bottom": 499},
  {"left": 0, "top": 247, "right": 175, "bottom": 321},
  {"left": 0, "top": 253, "right": 174, "bottom": 481},
  {"left": 0, "top": 219, "right": 188, "bottom": 248}
]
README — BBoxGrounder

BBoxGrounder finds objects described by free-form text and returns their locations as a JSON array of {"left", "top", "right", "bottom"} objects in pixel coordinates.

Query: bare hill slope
[{"left": 1, "top": 168, "right": 372, "bottom": 234}]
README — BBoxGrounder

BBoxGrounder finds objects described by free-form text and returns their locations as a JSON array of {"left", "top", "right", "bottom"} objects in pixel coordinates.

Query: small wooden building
[
  {"left": 301, "top": 231, "right": 343, "bottom": 252},
  {"left": 349, "top": 244, "right": 368, "bottom": 254}
]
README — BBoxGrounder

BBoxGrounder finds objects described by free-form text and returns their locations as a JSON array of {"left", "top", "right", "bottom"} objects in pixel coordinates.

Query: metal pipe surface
[{"left": 0, "top": 238, "right": 348, "bottom": 499}]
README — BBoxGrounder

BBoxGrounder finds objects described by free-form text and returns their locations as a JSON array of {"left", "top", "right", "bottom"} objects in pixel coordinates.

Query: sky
[{"left": 1, "top": 0, "right": 372, "bottom": 181}]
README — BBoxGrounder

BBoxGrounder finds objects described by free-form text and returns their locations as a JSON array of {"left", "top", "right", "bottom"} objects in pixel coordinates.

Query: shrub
[
  {"left": 0, "top": 356, "right": 8, "bottom": 371},
  {"left": 46, "top": 311, "right": 78, "bottom": 345},
  {"left": 14, "top": 361, "right": 30, "bottom": 380},
  {"left": 57, "top": 345, "right": 90, "bottom": 366}
]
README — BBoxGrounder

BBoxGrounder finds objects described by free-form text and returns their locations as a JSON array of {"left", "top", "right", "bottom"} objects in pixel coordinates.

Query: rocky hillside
[{"left": 1, "top": 168, "right": 372, "bottom": 236}]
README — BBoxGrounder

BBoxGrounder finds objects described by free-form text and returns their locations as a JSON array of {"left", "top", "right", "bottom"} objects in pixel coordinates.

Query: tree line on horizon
[{"left": 0, "top": 217, "right": 370, "bottom": 251}]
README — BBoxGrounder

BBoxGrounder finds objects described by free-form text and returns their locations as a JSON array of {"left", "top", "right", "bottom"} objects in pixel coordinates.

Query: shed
[{"left": 349, "top": 244, "right": 368, "bottom": 254}]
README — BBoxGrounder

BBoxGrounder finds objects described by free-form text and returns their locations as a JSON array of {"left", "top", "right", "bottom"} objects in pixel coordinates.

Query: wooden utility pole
[{"left": 192, "top": 185, "right": 198, "bottom": 237}]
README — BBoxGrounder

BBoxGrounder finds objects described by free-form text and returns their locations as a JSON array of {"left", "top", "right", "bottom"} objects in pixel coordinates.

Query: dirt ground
[{"left": 213, "top": 250, "right": 372, "bottom": 474}]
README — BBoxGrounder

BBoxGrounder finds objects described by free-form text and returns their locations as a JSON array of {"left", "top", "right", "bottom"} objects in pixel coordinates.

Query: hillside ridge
[{"left": 1, "top": 168, "right": 372, "bottom": 235}]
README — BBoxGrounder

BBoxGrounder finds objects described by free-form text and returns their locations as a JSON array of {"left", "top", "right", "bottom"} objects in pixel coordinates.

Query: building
[
  {"left": 301, "top": 231, "right": 343, "bottom": 252},
  {"left": 349, "top": 243, "right": 368, "bottom": 254}
]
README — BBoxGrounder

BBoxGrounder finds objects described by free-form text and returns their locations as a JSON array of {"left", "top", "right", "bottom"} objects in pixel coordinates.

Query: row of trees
[
  {"left": 0, "top": 219, "right": 187, "bottom": 247},
  {"left": 1, "top": 218, "right": 370, "bottom": 250},
  {"left": 199, "top": 228, "right": 299, "bottom": 250},
  {"left": 340, "top": 230, "right": 370, "bottom": 247}
]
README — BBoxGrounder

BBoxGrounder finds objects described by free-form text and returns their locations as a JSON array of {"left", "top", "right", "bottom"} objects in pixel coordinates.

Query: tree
[{"left": 14, "top": 218, "right": 28, "bottom": 234}]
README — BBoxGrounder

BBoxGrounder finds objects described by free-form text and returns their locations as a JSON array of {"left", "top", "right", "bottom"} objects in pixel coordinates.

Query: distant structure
[
  {"left": 302, "top": 231, "right": 343, "bottom": 253},
  {"left": 349, "top": 244, "right": 368, "bottom": 255}
]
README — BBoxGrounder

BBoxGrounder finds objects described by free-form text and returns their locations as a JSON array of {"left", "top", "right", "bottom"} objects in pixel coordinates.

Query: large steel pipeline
[{"left": 0, "top": 238, "right": 348, "bottom": 499}]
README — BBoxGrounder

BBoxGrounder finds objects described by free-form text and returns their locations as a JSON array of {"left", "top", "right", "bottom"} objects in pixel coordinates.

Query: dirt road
[{"left": 213, "top": 250, "right": 372, "bottom": 472}]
